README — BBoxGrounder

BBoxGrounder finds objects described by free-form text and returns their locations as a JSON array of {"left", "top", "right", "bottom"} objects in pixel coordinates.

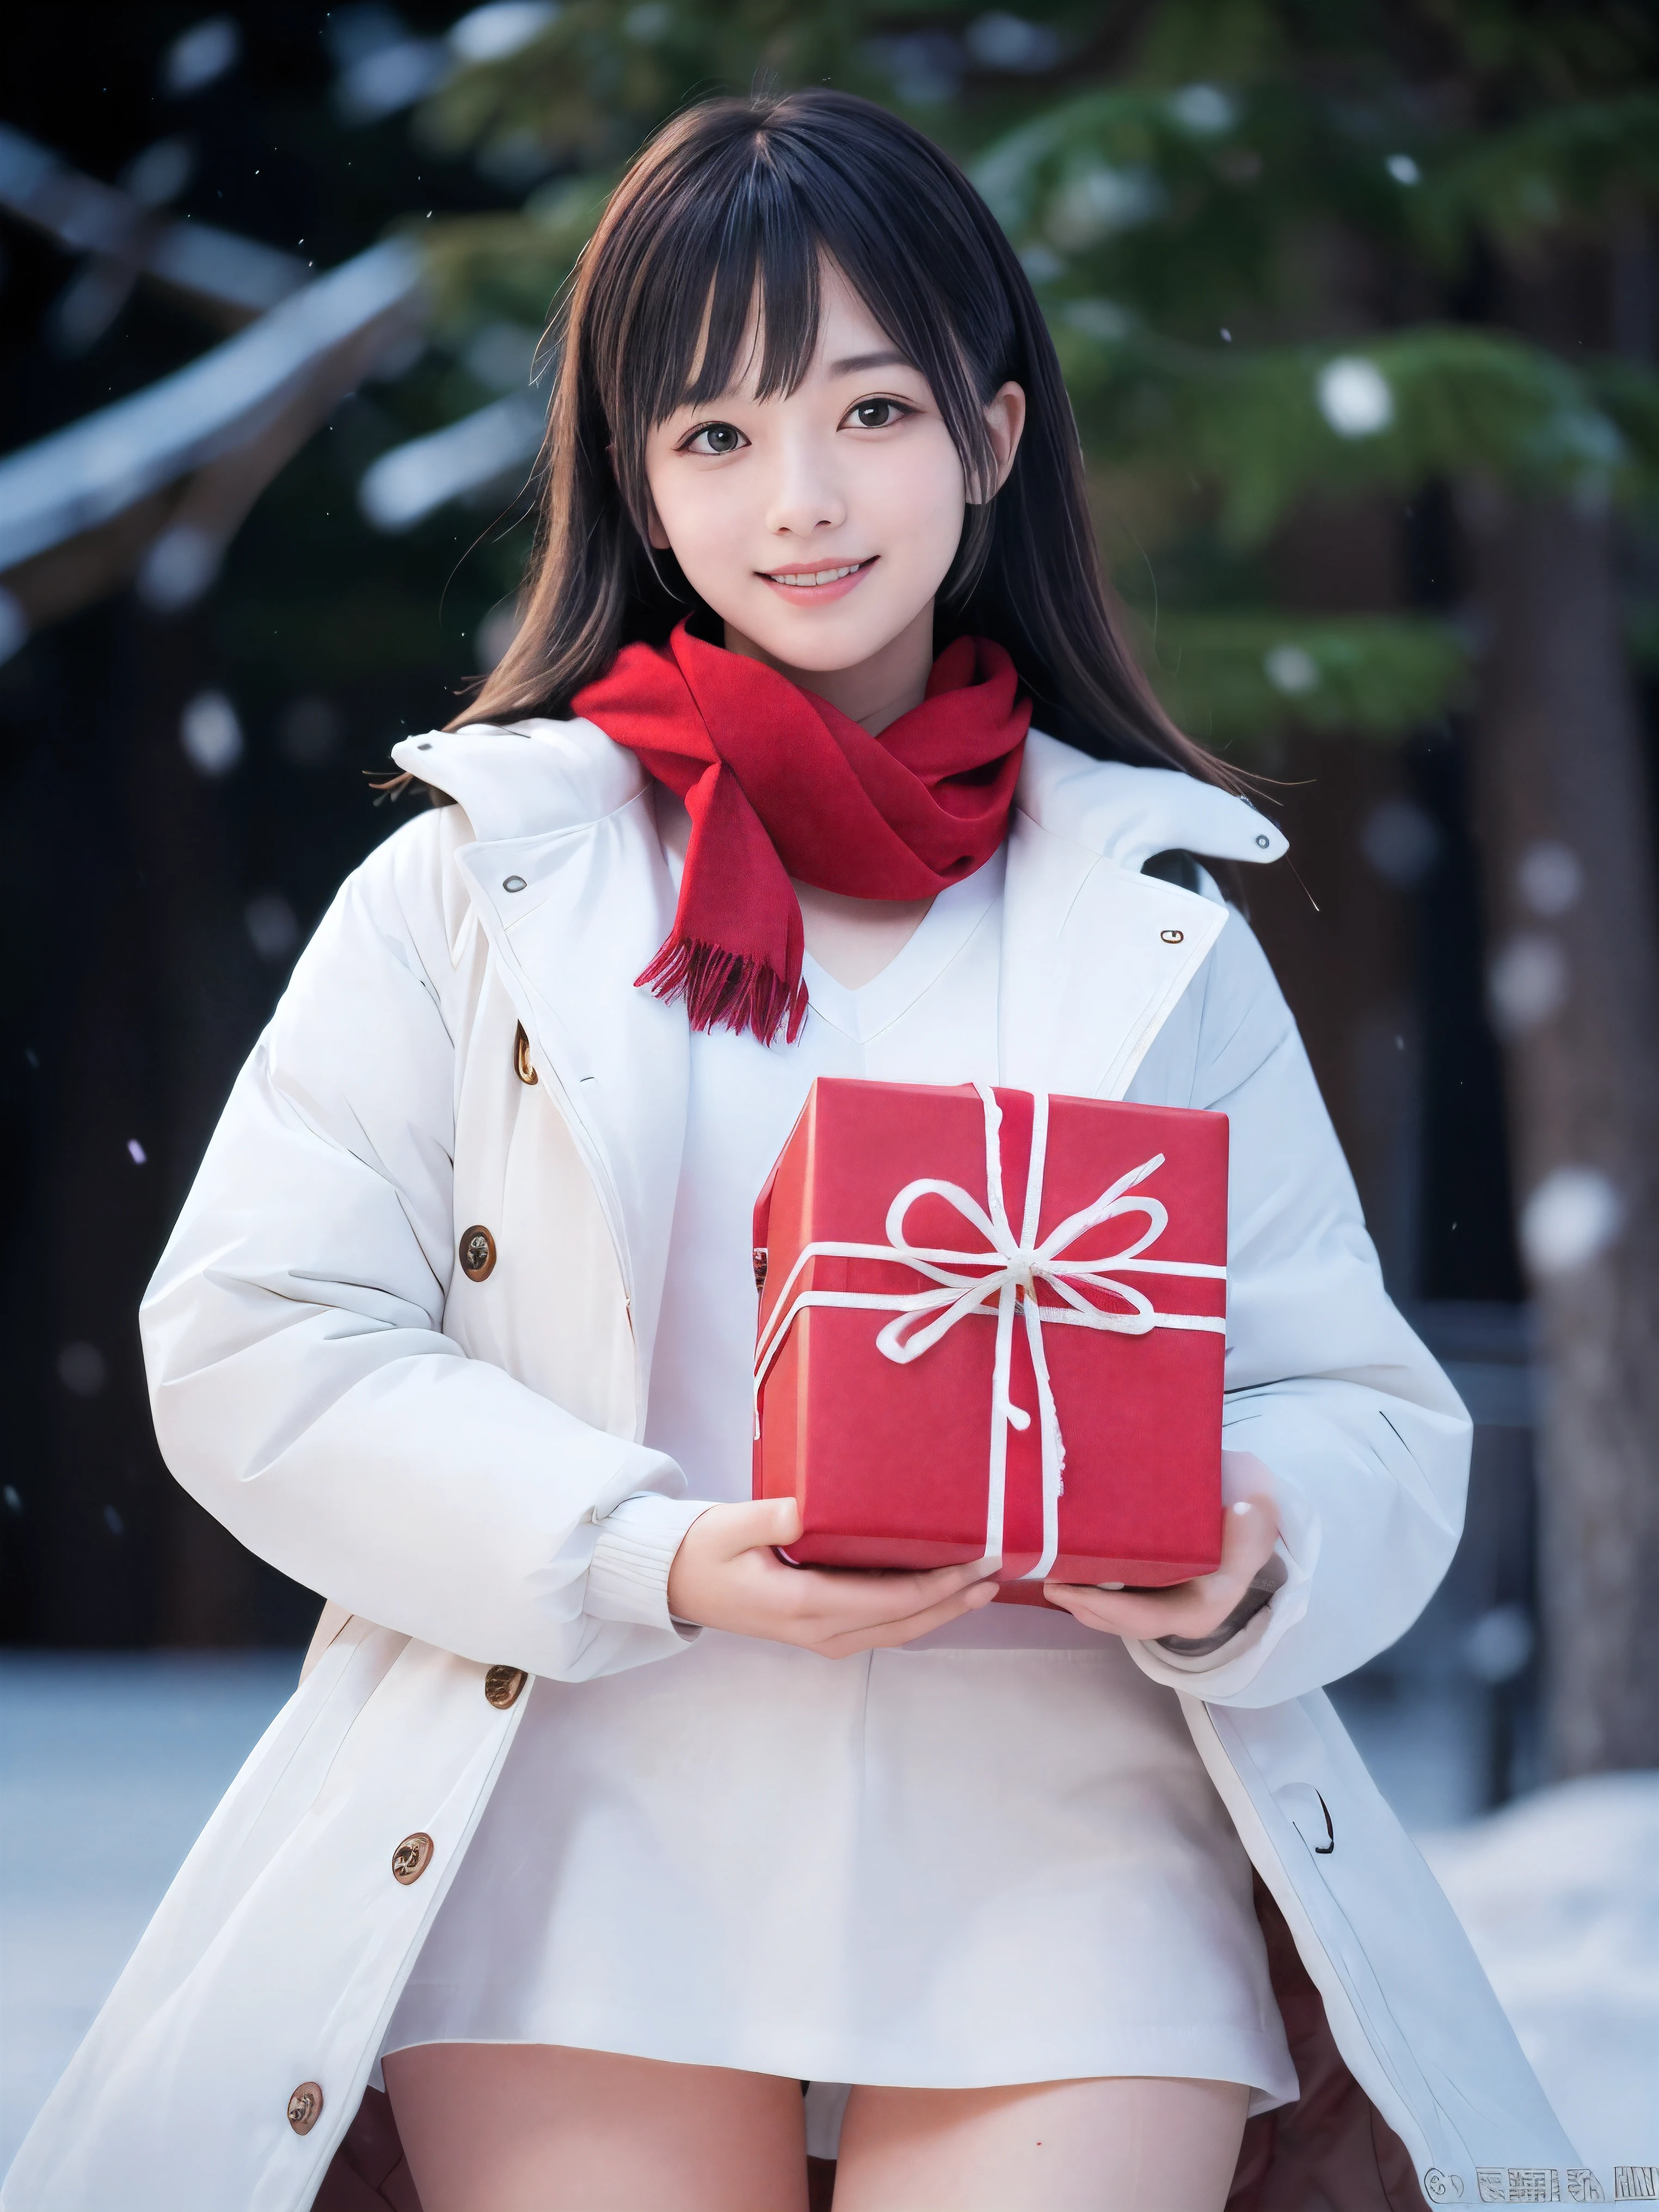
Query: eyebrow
[{"left": 828, "top": 348, "right": 914, "bottom": 376}]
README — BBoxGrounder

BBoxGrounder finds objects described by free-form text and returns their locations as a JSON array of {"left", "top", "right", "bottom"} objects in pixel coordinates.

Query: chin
[
  {"left": 766, "top": 632, "right": 889, "bottom": 673},
  {"left": 744, "top": 602, "right": 925, "bottom": 675}
]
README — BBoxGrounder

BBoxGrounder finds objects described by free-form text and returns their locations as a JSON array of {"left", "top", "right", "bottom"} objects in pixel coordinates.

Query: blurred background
[{"left": 2, "top": 0, "right": 1656, "bottom": 2185}]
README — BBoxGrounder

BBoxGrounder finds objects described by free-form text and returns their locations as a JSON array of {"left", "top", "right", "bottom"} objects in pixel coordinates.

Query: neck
[{"left": 721, "top": 599, "right": 935, "bottom": 736}]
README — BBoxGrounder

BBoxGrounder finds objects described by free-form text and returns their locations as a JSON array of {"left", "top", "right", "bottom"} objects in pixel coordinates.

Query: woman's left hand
[{"left": 1042, "top": 1481, "right": 1280, "bottom": 1644}]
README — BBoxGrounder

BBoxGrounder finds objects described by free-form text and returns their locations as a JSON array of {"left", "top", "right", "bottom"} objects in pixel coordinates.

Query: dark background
[{"left": 1, "top": 1, "right": 522, "bottom": 1646}]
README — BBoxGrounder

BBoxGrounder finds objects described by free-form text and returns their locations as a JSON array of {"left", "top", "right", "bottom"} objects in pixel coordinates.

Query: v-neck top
[
  {"left": 642, "top": 788, "right": 1007, "bottom": 1482},
  {"left": 641, "top": 824, "right": 1091, "bottom": 1652},
  {"left": 794, "top": 848, "right": 1004, "bottom": 1049}
]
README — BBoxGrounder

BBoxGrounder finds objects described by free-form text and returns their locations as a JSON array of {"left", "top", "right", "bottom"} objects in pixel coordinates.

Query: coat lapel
[
  {"left": 392, "top": 721, "right": 691, "bottom": 1385},
  {"left": 999, "top": 809, "right": 1228, "bottom": 1097},
  {"left": 999, "top": 734, "right": 1286, "bottom": 1098}
]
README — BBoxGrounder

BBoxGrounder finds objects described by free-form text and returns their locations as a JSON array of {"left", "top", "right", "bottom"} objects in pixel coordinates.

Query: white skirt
[{"left": 382, "top": 1628, "right": 1298, "bottom": 2121}]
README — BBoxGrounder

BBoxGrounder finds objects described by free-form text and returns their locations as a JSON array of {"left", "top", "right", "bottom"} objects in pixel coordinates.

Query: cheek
[
  {"left": 646, "top": 465, "right": 750, "bottom": 575},
  {"left": 857, "top": 433, "right": 967, "bottom": 557}
]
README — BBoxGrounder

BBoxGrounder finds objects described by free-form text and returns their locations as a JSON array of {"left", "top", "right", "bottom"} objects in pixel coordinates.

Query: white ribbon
[{"left": 753, "top": 1082, "right": 1226, "bottom": 1580}]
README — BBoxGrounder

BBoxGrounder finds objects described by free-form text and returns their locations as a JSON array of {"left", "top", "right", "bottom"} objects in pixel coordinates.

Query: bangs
[
  {"left": 582, "top": 108, "right": 1008, "bottom": 521},
  {"left": 678, "top": 174, "right": 825, "bottom": 412}
]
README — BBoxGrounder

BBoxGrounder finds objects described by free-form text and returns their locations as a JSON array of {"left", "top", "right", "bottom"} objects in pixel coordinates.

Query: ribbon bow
[{"left": 754, "top": 1083, "right": 1226, "bottom": 1580}]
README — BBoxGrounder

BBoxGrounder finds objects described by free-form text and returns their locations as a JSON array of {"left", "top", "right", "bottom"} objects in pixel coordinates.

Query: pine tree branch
[
  {"left": 1134, "top": 609, "right": 1470, "bottom": 747},
  {"left": 1421, "top": 94, "right": 1659, "bottom": 257},
  {"left": 1058, "top": 323, "right": 1656, "bottom": 541}
]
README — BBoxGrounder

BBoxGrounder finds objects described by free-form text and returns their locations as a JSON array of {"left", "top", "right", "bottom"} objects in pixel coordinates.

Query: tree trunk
[{"left": 1463, "top": 487, "right": 1659, "bottom": 1774}]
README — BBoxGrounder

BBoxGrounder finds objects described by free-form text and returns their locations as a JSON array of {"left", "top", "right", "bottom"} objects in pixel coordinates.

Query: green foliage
[
  {"left": 970, "top": 79, "right": 1424, "bottom": 331},
  {"left": 1422, "top": 94, "right": 1659, "bottom": 256},
  {"left": 415, "top": 175, "right": 615, "bottom": 337},
  {"left": 970, "top": 77, "right": 1659, "bottom": 317},
  {"left": 1140, "top": 611, "right": 1471, "bottom": 748},
  {"left": 1059, "top": 324, "right": 1643, "bottom": 542},
  {"left": 1418, "top": 0, "right": 1659, "bottom": 96},
  {"left": 418, "top": 0, "right": 874, "bottom": 174}
]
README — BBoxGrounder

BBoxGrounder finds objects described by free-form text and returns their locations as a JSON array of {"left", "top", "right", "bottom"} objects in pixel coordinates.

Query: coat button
[
  {"left": 459, "top": 1226, "right": 497, "bottom": 1281},
  {"left": 484, "top": 1664, "right": 526, "bottom": 1710},
  {"left": 514, "top": 1023, "right": 537, "bottom": 1085},
  {"left": 391, "top": 1832, "right": 435, "bottom": 1885},
  {"left": 1160, "top": 928, "right": 1185, "bottom": 944},
  {"left": 287, "top": 2081, "right": 324, "bottom": 2135}
]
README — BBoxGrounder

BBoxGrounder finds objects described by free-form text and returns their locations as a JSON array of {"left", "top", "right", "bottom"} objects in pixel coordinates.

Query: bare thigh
[
  {"left": 382, "top": 2043, "right": 809, "bottom": 2212},
  {"left": 832, "top": 2075, "right": 1251, "bottom": 2212}
]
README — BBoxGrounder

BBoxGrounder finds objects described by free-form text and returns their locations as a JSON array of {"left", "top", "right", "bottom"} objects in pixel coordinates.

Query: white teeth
[{"left": 767, "top": 562, "right": 864, "bottom": 587}]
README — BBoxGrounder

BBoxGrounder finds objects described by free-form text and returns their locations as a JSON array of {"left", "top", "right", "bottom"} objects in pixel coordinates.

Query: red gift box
[{"left": 752, "top": 1078, "right": 1228, "bottom": 1597}]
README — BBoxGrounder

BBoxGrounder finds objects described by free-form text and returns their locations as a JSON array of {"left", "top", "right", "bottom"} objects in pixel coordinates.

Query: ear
[{"left": 975, "top": 381, "right": 1027, "bottom": 503}]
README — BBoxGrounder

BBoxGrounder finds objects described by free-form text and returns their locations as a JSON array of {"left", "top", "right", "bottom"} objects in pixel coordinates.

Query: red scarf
[{"left": 573, "top": 621, "right": 1029, "bottom": 1044}]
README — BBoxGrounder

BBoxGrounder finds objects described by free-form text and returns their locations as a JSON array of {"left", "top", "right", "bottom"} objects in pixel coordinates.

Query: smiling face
[{"left": 642, "top": 262, "right": 1023, "bottom": 723}]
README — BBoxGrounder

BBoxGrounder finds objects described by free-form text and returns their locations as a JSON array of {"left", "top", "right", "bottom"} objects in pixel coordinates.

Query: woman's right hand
[{"left": 666, "top": 1497, "right": 999, "bottom": 1657}]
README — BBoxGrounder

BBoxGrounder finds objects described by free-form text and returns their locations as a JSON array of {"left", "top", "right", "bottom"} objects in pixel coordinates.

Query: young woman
[{"left": 6, "top": 89, "right": 1574, "bottom": 2212}]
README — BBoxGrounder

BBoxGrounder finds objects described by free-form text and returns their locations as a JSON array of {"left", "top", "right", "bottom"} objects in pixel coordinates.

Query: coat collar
[
  {"left": 389, "top": 717, "right": 1286, "bottom": 1372},
  {"left": 392, "top": 716, "right": 1286, "bottom": 874},
  {"left": 394, "top": 714, "right": 647, "bottom": 847},
  {"left": 1000, "top": 732, "right": 1286, "bottom": 1097}
]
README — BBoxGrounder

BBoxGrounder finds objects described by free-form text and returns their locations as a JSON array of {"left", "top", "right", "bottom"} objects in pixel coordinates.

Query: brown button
[
  {"left": 1160, "top": 928, "right": 1185, "bottom": 944},
  {"left": 391, "top": 1832, "right": 434, "bottom": 1885},
  {"left": 752, "top": 1248, "right": 769, "bottom": 1294},
  {"left": 513, "top": 1022, "right": 537, "bottom": 1085},
  {"left": 459, "top": 1226, "right": 496, "bottom": 1281},
  {"left": 287, "top": 2081, "right": 324, "bottom": 2135},
  {"left": 484, "top": 1664, "right": 527, "bottom": 1710}
]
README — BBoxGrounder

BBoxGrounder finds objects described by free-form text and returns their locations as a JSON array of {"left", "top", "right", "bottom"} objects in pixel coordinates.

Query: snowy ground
[
  {"left": 2, "top": 1652, "right": 1655, "bottom": 2186},
  {"left": 0, "top": 1652, "right": 302, "bottom": 2175},
  {"left": 1417, "top": 1778, "right": 1659, "bottom": 2182}
]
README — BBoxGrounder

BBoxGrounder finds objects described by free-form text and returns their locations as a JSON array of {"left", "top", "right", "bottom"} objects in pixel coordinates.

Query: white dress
[{"left": 382, "top": 818, "right": 1298, "bottom": 2121}]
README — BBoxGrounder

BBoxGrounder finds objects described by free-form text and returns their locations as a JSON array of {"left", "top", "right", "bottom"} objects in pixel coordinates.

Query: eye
[
  {"left": 683, "top": 421, "right": 747, "bottom": 456},
  {"left": 846, "top": 398, "right": 908, "bottom": 430}
]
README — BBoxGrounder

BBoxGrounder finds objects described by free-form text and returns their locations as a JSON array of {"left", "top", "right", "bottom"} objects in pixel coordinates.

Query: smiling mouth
[{"left": 760, "top": 558, "right": 876, "bottom": 589}]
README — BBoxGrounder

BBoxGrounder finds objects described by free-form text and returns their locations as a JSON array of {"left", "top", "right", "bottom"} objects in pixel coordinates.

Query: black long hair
[{"left": 459, "top": 87, "right": 1226, "bottom": 785}]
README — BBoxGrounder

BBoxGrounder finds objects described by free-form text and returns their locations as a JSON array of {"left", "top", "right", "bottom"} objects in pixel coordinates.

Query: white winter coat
[{"left": 3, "top": 718, "right": 1575, "bottom": 2211}]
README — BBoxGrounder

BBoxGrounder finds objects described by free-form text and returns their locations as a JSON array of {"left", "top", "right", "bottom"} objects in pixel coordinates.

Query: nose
[{"left": 763, "top": 426, "right": 846, "bottom": 540}]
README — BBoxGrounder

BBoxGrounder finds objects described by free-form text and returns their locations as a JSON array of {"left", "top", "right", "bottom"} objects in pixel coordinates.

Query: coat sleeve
[
  {"left": 1122, "top": 907, "right": 1471, "bottom": 1706},
  {"left": 139, "top": 810, "right": 702, "bottom": 1683}
]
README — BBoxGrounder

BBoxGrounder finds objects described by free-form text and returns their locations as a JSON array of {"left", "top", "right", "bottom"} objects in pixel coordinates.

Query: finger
[
  {"left": 1044, "top": 1498, "right": 1281, "bottom": 1640},
  {"left": 712, "top": 1494, "right": 804, "bottom": 1559},
  {"left": 1218, "top": 1495, "right": 1278, "bottom": 1579},
  {"left": 1220, "top": 1448, "right": 1275, "bottom": 1497},
  {"left": 1041, "top": 1584, "right": 1157, "bottom": 1635},
  {"left": 1039, "top": 1584, "right": 1116, "bottom": 1632},
  {"left": 813, "top": 1576, "right": 999, "bottom": 1658},
  {"left": 1042, "top": 1582, "right": 1219, "bottom": 1640},
  {"left": 790, "top": 1556, "right": 1001, "bottom": 1637}
]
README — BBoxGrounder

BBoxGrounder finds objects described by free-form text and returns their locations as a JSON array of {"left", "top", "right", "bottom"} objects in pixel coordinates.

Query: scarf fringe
[{"left": 637, "top": 935, "right": 809, "bottom": 1047}]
